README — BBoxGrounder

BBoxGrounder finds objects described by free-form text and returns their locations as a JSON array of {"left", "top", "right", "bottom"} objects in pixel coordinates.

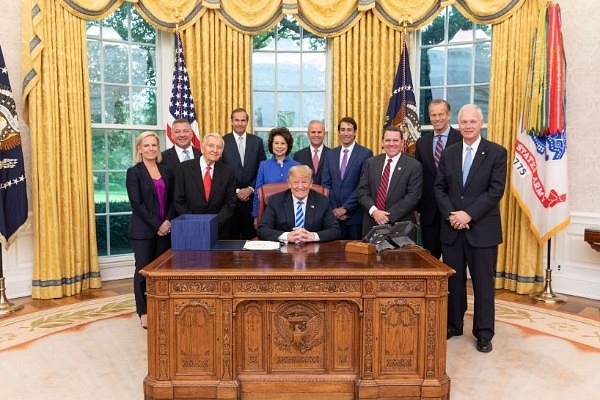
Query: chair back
[{"left": 256, "top": 182, "right": 329, "bottom": 223}]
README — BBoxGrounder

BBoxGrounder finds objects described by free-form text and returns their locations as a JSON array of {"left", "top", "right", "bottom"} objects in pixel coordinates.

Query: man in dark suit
[
  {"left": 321, "top": 117, "right": 373, "bottom": 239},
  {"left": 257, "top": 165, "right": 340, "bottom": 243},
  {"left": 358, "top": 125, "right": 423, "bottom": 239},
  {"left": 434, "top": 104, "right": 507, "bottom": 353},
  {"left": 221, "top": 108, "right": 267, "bottom": 239},
  {"left": 415, "top": 99, "right": 462, "bottom": 258},
  {"left": 174, "top": 132, "right": 237, "bottom": 239},
  {"left": 161, "top": 118, "right": 201, "bottom": 172},
  {"left": 293, "top": 120, "right": 330, "bottom": 185}
]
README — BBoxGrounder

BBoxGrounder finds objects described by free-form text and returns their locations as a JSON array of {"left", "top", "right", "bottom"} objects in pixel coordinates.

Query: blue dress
[{"left": 252, "top": 156, "right": 300, "bottom": 217}]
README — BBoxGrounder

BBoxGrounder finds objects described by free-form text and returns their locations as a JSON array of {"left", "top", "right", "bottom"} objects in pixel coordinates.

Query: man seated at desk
[{"left": 257, "top": 165, "right": 341, "bottom": 243}]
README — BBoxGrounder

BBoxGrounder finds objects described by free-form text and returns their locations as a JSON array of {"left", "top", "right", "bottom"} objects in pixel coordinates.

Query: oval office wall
[{"left": 2, "top": 0, "right": 600, "bottom": 301}]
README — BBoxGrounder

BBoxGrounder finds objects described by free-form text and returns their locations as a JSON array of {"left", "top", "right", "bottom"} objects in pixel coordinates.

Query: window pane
[
  {"left": 302, "top": 53, "right": 326, "bottom": 90},
  {"left": 302, "top": 92, "right": 325, "bottom": 125},
  {"left": 131, "top": 45, "right": 156, "bottom": 85},
  {"left": 130, "top": 12, "right": 155, "bottom": 44},
  {"left": 446, "top": 86, "right": 471, "bottom": 124},
  {"left": 253, "top": 92, "right": 275, "bottom": 127},
  {"left": 107, "top": 130, "right": 134, "bottom": 170},
  {"left": 90, "top": 83, "right": 102, "bottom": 123},
  {"left": 291, "top": 132, "right": 310, "bottom": 154},
  {"left": 94, "top": 172, "right": 108, "bottom": 213},
  {"left": 92, "top": 129, "right": 107, "bottom": 169},
  {"left": 96, "top": 215, "right": 108, "bottom": 256},
  {"left": 424, "top": 47, "right": 445, "bottom": 86},
  {"left": 474, "top": 85, "right": 490, "bottom": 120},
  {"left": 252, "top": 53, "right": 276, "bottom": 90},
  {"left": 110, "top": 215, "right": 132, "bottom": 255},
  {"left": 447, "top": 45, "right": 472, "bottom": 85},
  {"left": 277, "top": 92, "right": 300, "bottom": 127},
  {"left": 88, "top": 40, "right": 101, "bottom": 81},
  {"left": 277, "top": 53, "right": 301, "bottom": 90},
  {"left": 132, "top": 87, "right": 157, "bottom": 125},
  {"left": 107, "top": 172, "right": 129, "bottom": 207},
  {"left": 103, "top": 43, "right": 129, "bottom": 84},
  {"left": 475, "top": 42, "right": 491, "bottom": 83},
  {"left": 104, "top": 85, "right": 130, "bottom": 124}
]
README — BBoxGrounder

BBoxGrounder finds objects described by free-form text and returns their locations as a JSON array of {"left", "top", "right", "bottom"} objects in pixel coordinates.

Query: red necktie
[
  {"left": 312, "top": 149, "right": 319, "bottom": 172},
  {"left": 434, "top": 135, "right": 443, "bottom": 167},
  {"left": 375, "top": 159, "right": 392, "bottom": 210},
  {"left": 203, "top": 165, "right": 212, "bottom": 200}
]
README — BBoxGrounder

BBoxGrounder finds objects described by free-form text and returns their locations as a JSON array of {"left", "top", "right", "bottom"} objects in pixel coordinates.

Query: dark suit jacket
[
  {"left": 173, "top": 159, "right": 237, "bottom": 234},
  {"left": 293, "top": 146, "right": 330, "bottom": 185},
  {"left": 126, "top": 163, "right": 176, "bottom": 240},
  {"left": 160, "top": 146, "right": 201, "bottom": 174},
  {"left": 415, "top": 127, "right": 462, "bottom": 225},
  {"left": 321, "top": 143, "right": 373, "bottom": 226},
  {"left": 358, "top": 153, "right": 423, "bottom": 235},
  {"left": 221, "top": 133, "right": 266, "bottom": 189},
  {"left": 257, "top": 189, "right": 341, "bottom": 242},
  {"left": 434, "top": 138, "right": 507, "bottom": 247}
]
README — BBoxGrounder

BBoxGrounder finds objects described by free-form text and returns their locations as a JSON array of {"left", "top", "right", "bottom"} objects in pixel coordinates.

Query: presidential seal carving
[{"left": 274, "top": 303, "right": 324, "bottom": 354}]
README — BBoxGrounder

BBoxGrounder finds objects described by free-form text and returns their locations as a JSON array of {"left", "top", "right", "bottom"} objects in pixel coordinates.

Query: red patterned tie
[
  {"left": 434, "top": 135, "right": 443, "bottom": 167},
  {"left": 375, "top": 159, "right": 392, "bottom": 210},
  {"left": 203, "top": 165, "right": 212, "bottom": 200},
  {"left": 312, "top": 149, "right": 319, "bottom": 172}
]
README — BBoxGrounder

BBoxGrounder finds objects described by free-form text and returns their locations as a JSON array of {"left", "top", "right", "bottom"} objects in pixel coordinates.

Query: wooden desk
[{"left": 141, "top": 241, "right": 453, "bottom": 400}]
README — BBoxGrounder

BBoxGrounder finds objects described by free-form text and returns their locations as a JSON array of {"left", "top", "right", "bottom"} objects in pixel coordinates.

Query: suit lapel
[
  {"left": 387, "top": 156, "right": 407, "bottom": 195},
  {"left": 464, "top": 139, "right": 488, "bottom": 187},
  {"left": 285, "top": 193, "right": 296, "bottom": 227}
]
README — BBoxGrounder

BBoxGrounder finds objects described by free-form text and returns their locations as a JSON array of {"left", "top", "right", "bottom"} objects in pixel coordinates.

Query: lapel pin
[{"left": 311, "top": 205, "right": 315, "bottom": 209}]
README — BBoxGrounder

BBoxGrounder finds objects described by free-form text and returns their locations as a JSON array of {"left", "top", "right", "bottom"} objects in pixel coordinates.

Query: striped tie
[
  {"left": 182, "top": 149, "right": 191, "bottom": 160},
  {"left": 434, "top": 135, "right": 443, "bottom": 167},
  {"left": 295, "top": 201, "right": 304, "bottom": 228},
  {"left": 375, "top": 159, "right": 392, "bottom": 210}
]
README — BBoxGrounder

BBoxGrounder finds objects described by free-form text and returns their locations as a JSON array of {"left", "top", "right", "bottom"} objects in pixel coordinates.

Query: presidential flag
[
  {"left": 166, "top": 32, "right": 200, "bottom": 148},
  {"left": 511, "top": 3, "right": 569, "bottom": 243},
  {"left": 0, "top": 46, "right": 28, "bottom": 250},
  {"left": 383, "top": 40, "right": 421, "bottom": 154}
]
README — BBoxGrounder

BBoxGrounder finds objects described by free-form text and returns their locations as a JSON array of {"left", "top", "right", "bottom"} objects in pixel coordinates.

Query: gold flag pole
[
  {"left": 530, "top": 238, "right": 567, "bottom": 303},
  {"left": 0, "top": 251, "right": 23, "bottom": 316}
]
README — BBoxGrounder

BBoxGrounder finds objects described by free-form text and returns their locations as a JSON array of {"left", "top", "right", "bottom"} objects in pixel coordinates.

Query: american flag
[
  {"left": 383, "top": 40, "right": 421, "bottom": 154},
  {"left": 0, "top": 46, "right": 28, "bottom": 250},
  {"left": 166, "top": 32, "right": 200, "bottom": 148}
]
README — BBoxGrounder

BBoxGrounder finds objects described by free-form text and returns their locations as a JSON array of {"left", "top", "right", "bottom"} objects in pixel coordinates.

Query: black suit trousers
[
  {"left": 131, "top": 235, "right": 171, "bottom": 316},
  {"left": 442, "top": 232, "right": 497, "bottom": 341}
]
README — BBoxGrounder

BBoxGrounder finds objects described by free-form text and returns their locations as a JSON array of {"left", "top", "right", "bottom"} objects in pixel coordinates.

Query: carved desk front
[{"left": 141, "top": 241, "right": 454, "bottom": 400}]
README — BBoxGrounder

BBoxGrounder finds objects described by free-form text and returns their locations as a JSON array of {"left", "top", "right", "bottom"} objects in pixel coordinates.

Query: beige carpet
[{"left": 1, "top": 294, "right": 600, "bottom": 399}]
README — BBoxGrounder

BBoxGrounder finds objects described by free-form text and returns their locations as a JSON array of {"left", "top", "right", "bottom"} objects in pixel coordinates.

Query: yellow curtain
[
  {"left": 182, "top": 11, "right": 252, "bottom": 136},
  {"left": 488, "top": 0, "right": 544, "bottom": 293},
  {"left": 58, "top": 0, "right": 526, "bottom": 33},
  {"left": 330, "top": 12, "right": 405, "bottom": 151},
  {"left": 22, "top": 0, "right": 101, "bottom": 299}
]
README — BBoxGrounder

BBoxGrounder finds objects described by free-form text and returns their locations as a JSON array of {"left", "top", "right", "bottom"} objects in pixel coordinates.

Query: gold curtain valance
[{"left": 59, "top": 0, "right": 527, "bottom": 33}]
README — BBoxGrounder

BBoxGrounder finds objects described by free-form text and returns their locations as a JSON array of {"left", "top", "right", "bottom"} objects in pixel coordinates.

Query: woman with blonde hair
[{"left": 126, "top": 131, "right": 175, "bottom": 329}]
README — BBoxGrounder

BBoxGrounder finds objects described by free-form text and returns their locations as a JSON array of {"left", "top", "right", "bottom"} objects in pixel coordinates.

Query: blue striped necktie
[{"left": 295, "top": 200, "right": 304, "bottom": 228}]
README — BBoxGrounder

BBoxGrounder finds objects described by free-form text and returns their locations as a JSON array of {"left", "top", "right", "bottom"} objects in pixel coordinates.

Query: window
[
  {"left": 252, "top": 16, "right": 327, "bottom": 154},
  {"left": 418, "top": 5, "right": 491, "bottom": 134},
  {"left": 87, "top": 3, "right": 159, "bottom": 256}
]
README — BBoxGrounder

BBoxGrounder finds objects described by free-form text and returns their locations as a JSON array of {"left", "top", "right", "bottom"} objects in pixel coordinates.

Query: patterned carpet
[{"left": 1, "top": 294, "right": 599, "bottom": 399}]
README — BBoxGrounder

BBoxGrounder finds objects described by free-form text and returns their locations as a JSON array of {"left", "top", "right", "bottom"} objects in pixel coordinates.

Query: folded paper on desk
[{"left": 243, "top": 241, "right": 281, "bottom": 250}]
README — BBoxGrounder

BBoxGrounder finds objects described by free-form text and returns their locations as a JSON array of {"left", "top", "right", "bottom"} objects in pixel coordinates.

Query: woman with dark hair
[
  {"left": 252, "top": 127, "right": 300, "bottom": 220},
  {"left": 126, "top": 131, "right": 175, "bottom": 329}
]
